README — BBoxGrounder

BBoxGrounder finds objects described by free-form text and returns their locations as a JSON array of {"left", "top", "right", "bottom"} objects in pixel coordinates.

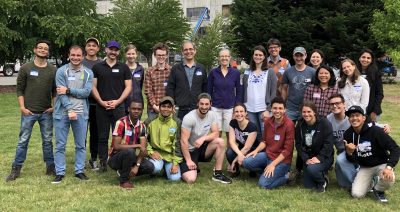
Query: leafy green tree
[
  {"left": 371, "top": 0, "right": 400, "bottom": 66},
  {"left": 231, "top": 0, "right": 383, "bottom": 66},
  {"left": 0, "top": 0, "right": 22, "bottom": 64},
  {"left": 192, "top": 14, "right": 240, "bottom": 72},
  {"left": 109, "top": 0, "right": 190, "bottom": 66}
]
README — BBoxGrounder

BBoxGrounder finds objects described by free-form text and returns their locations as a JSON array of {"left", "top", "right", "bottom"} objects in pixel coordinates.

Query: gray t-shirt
[
  {"left": 326, "top": 113, "right": 349, "bottom": 154},
  {"left": 181, "top": 109, "right": 218, "bottom": 151},
  {"left": 65, "top": 65, "right": 85, "bottom": 114},
  {"left": 282, "top": 66, "right": 315, "bottom": 112},
  {"left": 83, "top": 58, "right": 103, "bottom": 70}
]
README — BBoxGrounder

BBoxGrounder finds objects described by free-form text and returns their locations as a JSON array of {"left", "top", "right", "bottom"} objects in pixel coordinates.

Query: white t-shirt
[
  {"left": 339, "top": 76, "right": 370, "bottom": 112},
  {"left": 245, "top": 70, "right": 268, "bottom": 112}
]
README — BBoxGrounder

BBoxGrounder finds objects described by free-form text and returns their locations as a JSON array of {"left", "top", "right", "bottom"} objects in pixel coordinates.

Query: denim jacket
[{"left": 54, "top": 64, "right": 93, "bottom": 120}]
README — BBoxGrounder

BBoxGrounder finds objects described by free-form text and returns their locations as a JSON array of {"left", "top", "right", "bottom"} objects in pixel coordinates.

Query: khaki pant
[{"left": 352, "top": 164, "right": 395, "bottom": 198}]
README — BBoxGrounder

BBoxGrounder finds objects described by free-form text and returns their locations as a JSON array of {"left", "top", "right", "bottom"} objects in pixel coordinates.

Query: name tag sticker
[
  {"left": 274, "top": 134, "right": 280, "bottom": 141},
  {"left": 354, "top": 85, "right": 362, "bottom": 92},
  {"left": 313, "top": 93, "right": 321, "bottom": 98},
  {"left": 305, "top": 78, "right": 311, "bottom": 83},
  {"left": 125, "top": 130, "right": 133, "bottom": 136},
  {"left": 196, "top": 71, "right": 202, "bottom": 76},
  {"left": 163, "top": 82, "right": 168, "bottom": 87},
  {"left": 278, "top": 67, "right": 285, "bottom": 74},
  {"left": 68, "top": 76, "right": 76, "bottom": 81},
  {"left": 30, "top": 71, "right": 39, "bottom": 76},
  {"left": 112, "top": 69, "right": 119, "bottom": 73},
  {"left": 133, "top": 73, "right": 140, "bottom": 78}
]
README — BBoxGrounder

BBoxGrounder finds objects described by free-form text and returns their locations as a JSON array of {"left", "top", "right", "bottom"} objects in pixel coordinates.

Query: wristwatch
[
  {"left": 136, "top": 163, "right": 141, "bottom": 167},
  {"left": 386, "top": 166, "right": 393, "bottom": 170}
]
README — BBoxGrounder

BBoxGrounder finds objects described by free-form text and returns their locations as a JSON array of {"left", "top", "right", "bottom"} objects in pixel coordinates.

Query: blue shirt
[
  {"left": 207, "top": 66, "right": 242, "bottom": 109},
  {"left": 184, "top": 62, "right": 196, "bottom": 88}
]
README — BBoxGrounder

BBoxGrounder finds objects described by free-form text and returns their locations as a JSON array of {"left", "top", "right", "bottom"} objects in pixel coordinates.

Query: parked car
[{"left": 0, "top": 60, "right": 21, "bottom": 76}]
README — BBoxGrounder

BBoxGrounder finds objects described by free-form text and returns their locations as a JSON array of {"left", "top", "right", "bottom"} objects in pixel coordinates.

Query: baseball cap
[
  {"left": 293, "top": 47, "right": 306, "bottom": 55},
  {"left": 106, "top": 40, "right": 120, "bottom": 49},
  {"left": 85, "top": 37, "right": 99, "bottom": 46},
  {"left": 160, "top": 96, "right": 175, "bottom": 105},
  {"left": 345, "top": 105, "right": 365, "bottom": 117}
]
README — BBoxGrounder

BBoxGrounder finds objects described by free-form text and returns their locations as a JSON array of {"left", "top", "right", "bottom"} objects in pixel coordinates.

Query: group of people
[{"left": 5, "top": 37, "right": 399, "bottom": 203}]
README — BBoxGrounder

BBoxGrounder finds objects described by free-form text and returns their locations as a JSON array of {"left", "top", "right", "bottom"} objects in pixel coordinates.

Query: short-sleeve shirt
[
  {"left": 181, "top": 110, "right": 218, "bottom": 151},
  {"left": 282, "top": 66, "right": 315, "bottom": 112},
  {"left": 92, "top": 61, "right": 131, "bottom": 101},
  {"left": 229, "top": 119, "right": 258, "bottom": 147}
]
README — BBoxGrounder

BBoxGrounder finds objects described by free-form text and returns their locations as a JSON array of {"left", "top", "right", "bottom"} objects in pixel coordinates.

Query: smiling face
[
  {"left": 359, "top": 52, "right": 372, "bottom": 69},
  {"left": 69, "top": 47, "right": 84, "bottom": 67},
  {"left": 302, "top": 106, "right": 316, "bottom": 124},
  {"left": 271, "top": 102, "right": 285, "bottom": 121},
  {"left": 310, "top": 52, "right": 322, "bottom": 68},
  {"left": 85, "top": 41, "right": 99, "bottom": 57},
  {"left": 318, "top": 68, "right": 331, "bottom": 85},
  {"left": 341, "top": 61, "right": 355, "bottom": 77},
  {"left": 253, "top": 50, "right": 265, "bottom": 65},
  {"left": 219, "top": 49, "right": 231, "bottom": 67},
  {"left": 155, "top": 49, "right": 167, "bottom": 65},
  {"left": 106, "top": 46, "right": 120, "bottom": 60},
  {"left": 160, "top": 102, "right": 173, "bottom": 117},
  {"left": 34, "top": 42, "right": 50, "bottom": 59},
  {"left": 348, "top": 112, "right": 366, "bottom": 130},
  {"left": 197, "top": 98, "right": 211, "bottom": 115},
  {"left": 233, "top": 105, "right": 247, "bottom": 122},
  {"left": 125, "top": 48, "right": 137, "bottom": 63},
  {"left": 182, "top": 42, "right": 196, "bottom": 61},
  {"left": 268, "top": 44, "right": 281, "bottom": 58},
  {"left": 293, "top": 53, "right": 307, "bottom": 66},
  {"left": 329, "top": 97, "right": 345, "bottom": 115}
]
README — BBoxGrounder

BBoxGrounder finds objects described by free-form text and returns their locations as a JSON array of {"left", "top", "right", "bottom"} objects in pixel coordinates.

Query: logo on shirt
[{"left": 357, "top": 141, "right": 372, "bottom": 157}]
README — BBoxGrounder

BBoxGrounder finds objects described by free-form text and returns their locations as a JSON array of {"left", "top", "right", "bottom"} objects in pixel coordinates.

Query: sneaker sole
[
  {"left": 51, "top": 181, "right": 62, "bottom": 184},
  {"left": 212, "top": 177, "right": 232, "bottom": 184}
]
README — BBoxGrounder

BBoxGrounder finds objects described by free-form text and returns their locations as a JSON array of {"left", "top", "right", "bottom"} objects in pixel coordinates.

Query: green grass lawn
[{"left": 1, "top": 84, "right": 400, "bottom": 211}]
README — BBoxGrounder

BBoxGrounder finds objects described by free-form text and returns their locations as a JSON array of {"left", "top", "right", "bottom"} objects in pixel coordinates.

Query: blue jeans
[
  {"left": 247, "top": 111, "right": 264, "bottom": 141},
  {"left": 54, "top": 114, "right": 87, "bottom": 175},
  {"left": 12, "top": 113, "right": 54, "bottom": 167},
  {"left": 243, "top": 152, "right": 290, "bottom": 189},
  {"left": 303, "top": 158, "right": 333, "bottom": 189},
  {"left": 335, "top": 152, "right": 358, "bottom": 189},
  {"left": 147, "top": 111, "right": 158, "bottom": 120},
  {"left": 149, "top": 159, "right": 181, "bottom": 181},
  {"left": 285, "top": 109, "right": 301, "bottom": 122}
]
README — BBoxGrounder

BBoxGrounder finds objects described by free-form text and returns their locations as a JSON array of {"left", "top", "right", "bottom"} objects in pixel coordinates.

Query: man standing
[
  {"left": 243, "top": 97, "right": 295, "bottom": 189},
  {"left": 108, "top": 101, "right": 154, "bottom": 189},
  {"left": 167, "top": 41, "right": 207, "bottom": 120},
  {"left": 145, "top": 96, "right": 182, "bottom": 181},
  {"left": 282, "top": 47, "right": 315, "bottom": 121},
  {"left": 91, "top": 40, "right": 132, "bottom": 172},
  {"left": 82, "top": 37, "right": 103, "bottom": 170},
  {"left": 145, "top": 43, "right": 171, "bottom": 119},
  {"left": 52, "top": 45, "right": 93, "bottom": 183},
  {"left": 266, "top": 38, "right": 291, "bottom": 97},
  {"left": 344, "top": 106, "right": 399, "bottom": 203},
  {"left": 180, "top": 93, "right": 231, "bottom": 184},
  {"left": 6, "top": 40, "right": 56, "bottom": 182}
]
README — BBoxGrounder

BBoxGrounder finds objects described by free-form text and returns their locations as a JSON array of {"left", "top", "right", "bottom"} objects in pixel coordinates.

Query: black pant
[
  {"left": 108, "top": 149, "right": 154, "bottom": 183},
  {"left": 177, "top": 108, "right": 192, "bottom": 120},
  {"left": 96, "top": 105, "right": 125, "bottom": 164},
  {"left": 88, "top": 104, "right": 98, "bottom": 160}
]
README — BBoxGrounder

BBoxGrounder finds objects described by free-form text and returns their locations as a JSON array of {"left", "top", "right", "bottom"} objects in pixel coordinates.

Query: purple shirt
[{"left": 207, "top": 66, "right": 242, "bottom": 109}]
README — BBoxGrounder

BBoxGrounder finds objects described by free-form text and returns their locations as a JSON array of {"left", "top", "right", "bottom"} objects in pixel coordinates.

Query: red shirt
[{"left": 263, "top": 115, "right": 295, "bottom": 164}]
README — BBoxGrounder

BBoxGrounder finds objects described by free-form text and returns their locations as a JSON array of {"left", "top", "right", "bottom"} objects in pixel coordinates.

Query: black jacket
[
  {"left": 166, "top": 62, "right": 207, "bottom": 109},
  {"left": 344, "top": 122, "right": 400, "bottom": 168},
  {"left": 295, "top": 117, "right": 334, "bottom": 163},
  {"left": 359, "top": 65, "right": 384, "bottom": 115}
]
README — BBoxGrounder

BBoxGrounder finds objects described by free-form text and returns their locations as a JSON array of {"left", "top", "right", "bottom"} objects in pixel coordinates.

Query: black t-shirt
[
  {"left": 301, "top": 122, "right": 317, "bottom": 153},
  {"left": 229, "top": 119, "right": 258, "bottom": 149},
  {"left": 93, "top": 61, "right": 131, "bottom": 101}
]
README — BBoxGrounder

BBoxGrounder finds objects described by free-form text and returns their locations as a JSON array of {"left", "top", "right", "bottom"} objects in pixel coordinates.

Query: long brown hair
[{"left": 338, "top": 58, "right": 361, "bottom": 88}]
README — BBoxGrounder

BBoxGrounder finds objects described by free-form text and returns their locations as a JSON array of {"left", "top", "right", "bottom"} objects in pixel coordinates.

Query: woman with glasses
[
  {"left": 303, "top": 65, "right": 338, "bottom": 117},
  {"left": 207, "top": 49, "right": 242, "bottom": 141}
]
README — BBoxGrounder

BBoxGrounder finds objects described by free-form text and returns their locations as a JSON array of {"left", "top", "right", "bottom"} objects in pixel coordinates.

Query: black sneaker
[
  {"left": 97, "top": 161, "right": 107, "bottom": 173},
  {"left": 6, "top": 166, "right": 22, "bottom": 182},
  {"left": 89, "top": 159, "right": 99, "bottom": 171},
  {"left": 46, "top": 164, "right": 56, "bottom": 176},
  {"left": 52, "top": 175, "right": 64, "bottom": 184},
  {"left": 212, "top": 173, "right": 232, "bottom": 184},
  {"left": 75, "top": 173, "right": 89, "bottom": 181},
  {"left": 373, "top": 189, "right": 388, "bottom": 203},
  {"left": 316, "top": 181, "right": 327, "bottom": 193}
]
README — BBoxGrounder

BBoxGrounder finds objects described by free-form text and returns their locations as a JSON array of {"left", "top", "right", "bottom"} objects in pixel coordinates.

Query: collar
[
  {"left": 183, "top": 61, "right": 196, "bottom": 69},
  {"left": 128, "top": 116, "right": 141, "bottom": 128},
  {"left": 155, "top": 63, "right": 170, "bottom": 71},
  {"left": 158, "top": 114, "right": 172, "bottom": 123},
  {"left": 68, "top": 63, "right": 83, "bottom": 72},
  {"left": 267, "top": 55, "right": 282, "bottom": 63}
]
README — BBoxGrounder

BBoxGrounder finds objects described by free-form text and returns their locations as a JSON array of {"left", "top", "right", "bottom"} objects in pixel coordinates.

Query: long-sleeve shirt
[
  {"left": 303, "top": 84, "right": 339, "bottom": 117},
  {"left": 338, "top": 76, "right": 370, "bottom": 112},
  {"left": 144, "top": 64, "right": 171, "bottom": 112},
  {"left": 207, "top": 66, "right": 242, "bottom": 109}
]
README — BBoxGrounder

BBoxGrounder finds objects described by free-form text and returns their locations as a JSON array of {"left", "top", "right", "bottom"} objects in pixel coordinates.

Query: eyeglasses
[
  {"left": 329, "top": 101, "right": 343, "bottom": 107},
  {"left": 268, "top": 46, "right": 280, "bottom": 50},
  {"left": 156, "top": 54, "right": 167, "bottom": 57}
]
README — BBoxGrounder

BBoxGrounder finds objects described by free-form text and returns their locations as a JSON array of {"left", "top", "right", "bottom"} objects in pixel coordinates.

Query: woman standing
[
  {"left": 295, "top": 101, "right": 334, "bottom": 192},
  {"left": 242, "top": 45, "right": 277, "bottom": 140},
  {"left": 308, "top": 49, "right": 325, "bottom": 70},
  {"left": 337, "top": 59, "right": 370, "bottom": 112},
  {"left": 207, "top": 49, "right": 242, "bottom": 140},
  {"left": 226, "top": 103, "right": 258, "bottom": 177},
  {"left": 357, "top": 49, "right": 384, "bottom": 122},
  {"left": 124, "top": 44, "right": 145, "bottom": 112},
  {"left": 304, "top": 65, "right": 338, "bottom": 117}
]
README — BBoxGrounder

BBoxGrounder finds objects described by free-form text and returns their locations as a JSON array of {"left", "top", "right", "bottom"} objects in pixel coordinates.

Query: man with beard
[
  {"left": 6, "top": 40, "right": 57, "bottom": 182},
  {"left": 179, "top": 93, "right": 232, "bottom": 184},
  {"left": 82, "top": 37, "right": 103, "bottom": 171},
  {"left": 91, "top": 40, "right": 132, "bottom": 172},
  {"left": 52, "top": 45, "right": 93, "bottom": 183}
]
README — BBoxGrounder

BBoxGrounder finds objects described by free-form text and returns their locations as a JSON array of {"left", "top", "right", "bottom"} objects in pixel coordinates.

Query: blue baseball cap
[{"left": 106, "top": 40, "right": 120, "bottom": 49}]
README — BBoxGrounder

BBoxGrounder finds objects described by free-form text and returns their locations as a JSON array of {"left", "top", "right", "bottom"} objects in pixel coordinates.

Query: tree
[
  {"left": 231, "top": 0, "right": 383, "bottom": 66},
  {"left": 108, "top": 0, "right": 190, "bottom": 66},
  {"left": 371, "top": 0, "right": 400, "bottom": 66},
  {"left": 0, "top": 0, "right": 22, "bottom": 64},
  {"left": 192, "top": 14, "right": 240, "bottom": 72}
]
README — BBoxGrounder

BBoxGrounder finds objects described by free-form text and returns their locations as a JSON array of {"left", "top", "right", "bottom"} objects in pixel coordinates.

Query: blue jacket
[{"left": 54, "top": 64, "right": 93, "bottom": 120}]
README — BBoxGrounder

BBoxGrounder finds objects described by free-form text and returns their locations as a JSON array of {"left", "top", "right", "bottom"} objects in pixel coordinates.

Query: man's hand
[
  {"left": 56, "top": 86, "right": 68, "bottom": 95},
  {"left": 193, "top": 137, "right": 205, "bottom": 148},
  {"left": 152, "top": 104, "right": 160, "bottom": 113},
  {"left": 261, "top": 111, "right": 270, "bottom": 121},
  {"left": 344, "top": 140, "right": 357, "bottom": 155},
  {"left": 44, "top": 107, "right": 53, "bottom": 114},
  {"left": 68, "top": 111, "right": 77, "bottom": 120},
  {"left": 151, "top": 151, "right": 162, "bottom": 160},
  {"left": 306, "top": 157, "right": 320, "bottom": 165},
  {"left": 186, "top": 160, "right": 197, "bottom": 170},
  {"left": 245, "top": 150, "right": 257, "bottom": 158},
  {"left": 170, "top": 165, "right": 179, "bottom": 174},
  {"left": 20, "top": 107, "right": 34, "bottom": 116},
  {"left": 130, "top": 165, "right": 139, "bottom": 177},
  {"left": 380, "top": 168, "right": 394, "bottom": 182},
  {"left": 263, "top": 164, "right": 275, "bottom": 178},
  {"left": 107, "top": 100, "right": 118, "bottom": 110},
  {"left": 237, "top": 154, "right": 245, "bottom": 165},
  {"left": 383, "top": 124, "right": 391, "bottom": 134}
]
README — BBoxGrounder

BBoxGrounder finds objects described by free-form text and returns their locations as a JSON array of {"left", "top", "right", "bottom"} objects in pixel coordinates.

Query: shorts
[
  {"left": 180, "top": 142, "right": 213, "bottom": 173},
  {"left": 211, "top": 107, "right": 233, "bottom": 132}
]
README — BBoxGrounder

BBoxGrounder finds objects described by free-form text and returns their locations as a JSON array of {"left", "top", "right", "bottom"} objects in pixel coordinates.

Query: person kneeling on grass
[
  {"left": 343, "top": 105, "right": 399, "bottom": 203},
  {"left": 179, "top": 93, "right": 232, "bottom": 184},
  {"left": 145, "top": 96, "right": 182, "bottom": 181},
  {"left": 107, "top": 101, "right": 155, "bottom": 189},
  {"left": 243, "top": 97, "right": 295, "bottom": 189},
  {"left": 226, "top": 103, "right": 258, "bottom": 177}
]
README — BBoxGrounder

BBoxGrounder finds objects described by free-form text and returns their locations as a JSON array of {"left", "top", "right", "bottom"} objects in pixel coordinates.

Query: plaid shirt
[
  {"left": 144, "top": 63, "right": 171, "bottom": 112},
  {"left": 303, "top": 84, "right": 339, "bottom": 117},
  {"left": 109, "top": 116, "right": 146, "bottom": 156}
]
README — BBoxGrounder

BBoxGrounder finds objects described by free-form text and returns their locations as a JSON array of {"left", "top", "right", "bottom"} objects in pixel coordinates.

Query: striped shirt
[
  {"left": 303, "top": 84, "right": 339, "bottom": 117},
  {"left": 144, "top": 64, "right": 171, "bottom": 112}
]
